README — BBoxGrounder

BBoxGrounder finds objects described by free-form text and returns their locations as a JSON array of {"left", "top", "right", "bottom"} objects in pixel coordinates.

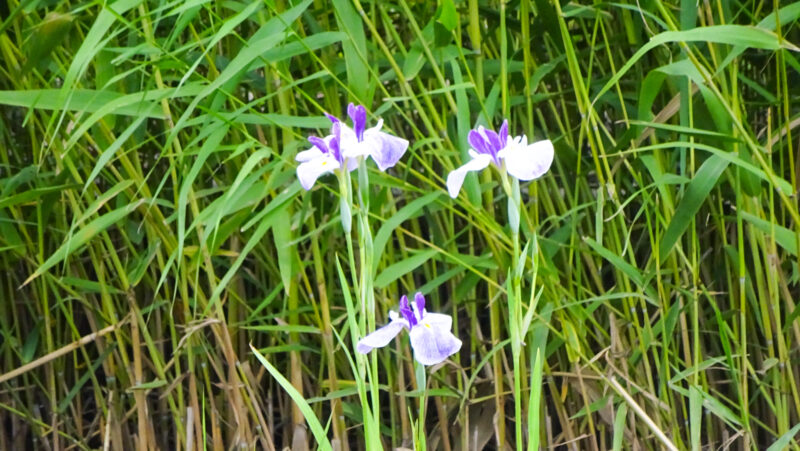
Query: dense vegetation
[{"left": 1, "top": 0, "right": 800, "bottom": 449}]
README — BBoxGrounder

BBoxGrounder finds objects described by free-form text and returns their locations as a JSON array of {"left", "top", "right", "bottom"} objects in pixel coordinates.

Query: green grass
[{"left": 1, "top": 0, "right": 800, "bottom": 449}]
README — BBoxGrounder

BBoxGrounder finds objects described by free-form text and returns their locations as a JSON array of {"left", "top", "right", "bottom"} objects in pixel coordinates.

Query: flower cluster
[{"left": 296, "top": 105, "right": 553, "bottom": 365}]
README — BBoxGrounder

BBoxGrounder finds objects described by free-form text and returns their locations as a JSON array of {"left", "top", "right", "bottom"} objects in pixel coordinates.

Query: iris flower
[
  {"left": 296, "top": 104, "right": 409, "bottom": 190},
  {"left": 338, "top": 103, "right": 409, "bottom": 171},
  {"left": 446, "top": 120, "right": 554, "bottom": 198},
  {"left": 357, "top": 293, "right": 461, "bottom": 365},
  {"left": 295, "top": 121, "right": 356, "bottom": 190}
]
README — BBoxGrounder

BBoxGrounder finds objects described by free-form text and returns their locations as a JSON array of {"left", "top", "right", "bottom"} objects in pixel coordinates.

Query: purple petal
[
  {"left": 482, "top": 127, "right": 503, "bottom": 154},
  {"left": 499, "top": 120, "right": 509, "bottom": 148},
  {"left": 324, "top": 112, "right": 340, "bottom": 124},
  {"left": 369, "top": 131, "right": 409, "bottom": 171},
  {"left": 356, "top": 320, "right": 406, "bottom": 354},
  {"left": 347, "top": 103, "right": 367, "bottom": 141},
  {"left": 414, "top": 292, "right": 425, "bottom": 316},
  {"left": 408, "top": 320, "right": 462, "bottom": 365},
  {"left": 308, "top": 136, "right": 329, "bottom": 154},
  {"left": 399, "top": 295, "right": 417, "bottom": 327},
  {"left": 330, "top": 122, "right": 342, "bottom": 163},
  {"left": 468, "top": 129, "right": 490, "bottom": 155}
]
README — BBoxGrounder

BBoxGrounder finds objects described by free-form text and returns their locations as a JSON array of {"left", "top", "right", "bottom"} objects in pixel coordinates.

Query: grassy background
[{"left": 1, "top": 0, "right": 800, "bottom": 449}]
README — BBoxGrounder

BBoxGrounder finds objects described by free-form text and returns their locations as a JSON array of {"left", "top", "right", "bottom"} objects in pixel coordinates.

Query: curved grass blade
[{"left": 250, "top": 344, "right": 333, "bottom": 451}]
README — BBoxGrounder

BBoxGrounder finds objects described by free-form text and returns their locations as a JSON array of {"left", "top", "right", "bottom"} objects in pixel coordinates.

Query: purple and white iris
[
  {"left": 338, "top": 103, "right": 409, "bottom": 172},
  {"left": 296, "top": 104, "right": 409, "bottom": 190},
  {"left": 446, "top": 120, "right": 554, "bottom": 198},
  {"left": 296, "top": 121, "right": 356, "bottom": 190},
  {"left": 357, "top": 293, "right": 461, "bottom": 366}
]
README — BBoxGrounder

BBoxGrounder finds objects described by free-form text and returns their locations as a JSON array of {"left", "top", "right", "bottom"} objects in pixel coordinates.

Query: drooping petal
[
  {"left": 445, "top": 153, "right": 493, "bottom": 198},
  {"left": 356, "top": 319, "right": 407, "bottom": 354},
  {"left": 502, "top": 138, "right": 554, "bottom": 181},
  {"left": 296, "top": 154, "right": 340, "bottom": 190},
  {"left": 296, "top": 147, "right": 324, "bottom": 163},
  {"left": 408, "top": 320, "right": 462, "bottom": 365},
  {"left": 422, "top": 312, "right": 453, "bottom": 330},
  {"left": 369, "top": 130, "right": 409, "bottom": 171},
  {"left": 344, "top": 157, "right": 360, "bottom": 172}
]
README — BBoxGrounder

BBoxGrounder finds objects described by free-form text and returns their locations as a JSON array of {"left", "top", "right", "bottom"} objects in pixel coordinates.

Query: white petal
[
  {"left": 339, "top": 124, "right": 371, "bottom": 158},
  {"left": 296, "top": 155, "right": 339, "bottom": 190},
  {"left": 445, "top": 154, "right": 492, "bottom": 198},
  {"left": 356, "top": 319, "right": 407, "bottom": 354},
  {"left": 296, "top": 147, "right": 324, "bottom": 163},
  {"left": 496, "top": 135, "right": 524, "bottom": 159},
  {"left": 503, "top": 138, "right": 554, "bottom": 181},
  {"left": 422, "top": 312, "right": 453, "bottom": 330},
  {"left": 343, "top": 142, "right": 373, "bottom": 159},
  {"left": 365, "top": 129, "right": 409, "bottom": 171},
  {"left": 344, "top": 157, "right": 359, "bottom": 172},
  {"left": 408, "top": 321, "right": 462, "bottom": 365}
]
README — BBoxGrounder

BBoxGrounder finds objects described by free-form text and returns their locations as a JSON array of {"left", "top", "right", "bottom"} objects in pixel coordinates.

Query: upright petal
[
  {"left": 356, "top": 320, "right": 407, "bottom": 354},
  {"left": 503, "top": 138, "right": 554, "bottom": 181},
  {"left": 408, "top": 321, "right": 462, "bottom": 365},
  {"left": 339, "top": 124, "right": 371, "bottom": 158},
  {"left": 481, "top": 127, "right": 503, "bottom": 155},
  {"left": 468, "top": 129, "right": 490, "bottom": 155},
  {"left": 413, "top": 293, "right": 425, "bottom": 317},
  {"left": 347, "top": 103, "right": 367, "bottom": 141},
  {"left": 445, "top": 154, "right": 493, "bottom": 198},
  {"left": 399, "top": 295, "right": 417, "bottom": 327},
  {"left": 370, "top": 131, "right": 409, "bottom": 171},
  {"left": 499, "top": 120, "right": 509, "bottom": 148},
  {"left": 329, "top": 122, "right": 343, "bottom": 163},
  {"left": 296, "top": 155, "right": 339, "bottom": 190}
]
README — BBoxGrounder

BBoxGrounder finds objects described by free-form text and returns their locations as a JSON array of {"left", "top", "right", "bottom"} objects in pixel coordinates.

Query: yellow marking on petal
[{"left": 425, "top": 323, "right": 431, "bottom": 329}]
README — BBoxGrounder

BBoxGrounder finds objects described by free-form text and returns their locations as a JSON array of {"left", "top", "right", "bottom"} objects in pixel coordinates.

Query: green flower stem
[
  {"left": 501, "top": 169, "right": 525, "bottom": 449},
  {"left": 354, "top": 160, "right": 381, "bottom": 428},
  {"left": 339, "top": 158, "right": 382, "bottom": 444},
  {"left": 414, "top": 361, "right": 428, "bottom": 451}
]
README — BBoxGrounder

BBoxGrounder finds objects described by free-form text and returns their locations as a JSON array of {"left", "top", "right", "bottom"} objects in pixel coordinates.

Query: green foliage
[{"left": 1, "top": 1, "right": 800, "bottom": 450}]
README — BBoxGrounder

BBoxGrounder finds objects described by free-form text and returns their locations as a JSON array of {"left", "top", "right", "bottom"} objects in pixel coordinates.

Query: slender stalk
[{"left": 500, "top": 169, "right": 525, "bottom": 449}]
